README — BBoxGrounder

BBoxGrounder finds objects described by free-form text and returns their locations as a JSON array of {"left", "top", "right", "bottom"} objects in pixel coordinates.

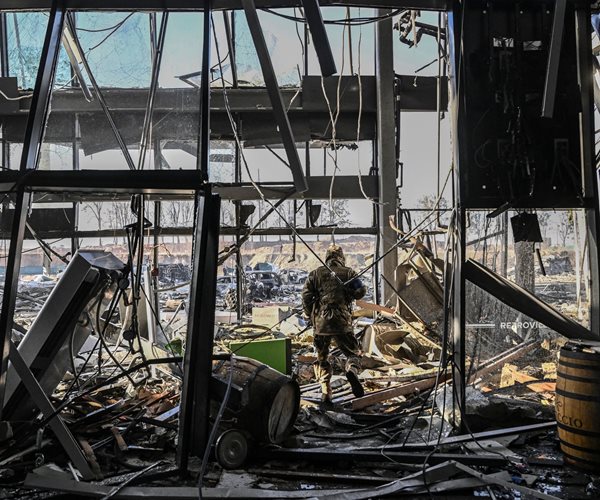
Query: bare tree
[
  {"left": 320, "top": 200, "right": 351, "bottom": 227},
  {"left": 416, "top": 195, "right": 449, "bottom": 230},
  {"left": 180, "top": 200, "right": 195, "bottom": 227},
  {"left": 557, "top": 211, "right": 574, "bottom": 248},
  {"left": 163, "top": 201, "right": 194, "bottom": 243},
  {"left": 83, "top": 202, "right": 104, "bottom": 245},
  {"left": 108, "top": 202, "right": 132, "bottom": 244},
  {"left": 536, "top": 211, "right": 551, "bottom": 241}
]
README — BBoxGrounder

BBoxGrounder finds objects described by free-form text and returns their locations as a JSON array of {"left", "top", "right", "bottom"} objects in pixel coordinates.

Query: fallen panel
[
  {"left": 24, "top": 473, "right": 361, "bottom": 498},
  {"left": 3, "top": 250, "right": 127, "bottom": 420},
  {"left": 369, "top": 421, "right": 556, "bottom": 450},
  {"left": 464, "top": 259, "right": 595, "bottom": 340}
]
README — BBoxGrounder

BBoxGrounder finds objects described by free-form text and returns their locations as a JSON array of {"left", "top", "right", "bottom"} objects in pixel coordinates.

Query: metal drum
[{"left": 213, "top": 355, "right": 300, "bottom": 444}]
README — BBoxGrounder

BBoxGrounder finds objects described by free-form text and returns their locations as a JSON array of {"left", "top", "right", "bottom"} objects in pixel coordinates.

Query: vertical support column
[
  {"left": 452, "top": 208, "right": 466, "bottom": 430},
  {"left": 0, "top": 12, "right": 9, "bottom": 170},
  {"left": 234, "top": 139, "right": 245, "bottom": 322},
  {"left": 177, "top": 190, "right": 221, "bottom": 471},
  {"left": 71, "top": 116, "right": 80, "bottom": 255},
  {"left": 0, "top": 13, "right": 7, "bottom": 78},
  {"left": 235, "top": 199, "right": 244, "bottom": 322},
  {"left": 375, "top": 9, "right": 398, "bottom": 305},
  {"left": 197, "top": 2, "right": 211, "bottom": 180},
  {"left": 575, "top": 7, "right": 600, "bottom": 333},
  {"left": 0, "top": 2, "right": 65, "bottom": 416},
  {"left": 448, "top": 0, "right": 466, "bottom": 430},
  {"left": 152, "top": 139, "right": 162, "bottom": 322},
  {"left": 223, "top": 10, "right": 238, "bottom": 88}
]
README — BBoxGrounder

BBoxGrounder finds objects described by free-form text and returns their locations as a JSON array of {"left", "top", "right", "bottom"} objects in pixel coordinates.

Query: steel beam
[
  {"left": 0, "top": 13, "right": 9, "bottom": 171},
  {"left": 541, "top": 0, "right": 567, "bottom": 118},
  {"left": 0, "top": 169, "right": 205, "bottom": 194},
  {"left": 375, "top": 9, "right": 397, "bottom": 304},
  {"left": 255, "top": 448, "right": 507, "bottom": 467},
  {"left": 0, "top": 225, "right": 377, "bottom": 239},
  {"left": 0, "top": 0, "right": 449, "bottom": 12},
  {"left": 197, "top": 5, "right": 210, "bottom": 179},
  {"left": 0, "top": 171, "right": 377, "bottom": 199},
  {"left": 300, "top": 0, "right": 336, "bottom": 76},
  {"left": 0, "top": 1, "right": 64, "bottom": 417},
  {"left": 2, "top": 77, "right": 446, "bottom": 114},
  {"left": 241, "top": 0, "right": 307, "bottom": 193},
  {"left": 464, "top": 258, "right": 596, "bottom": 340},
  {"left": 177, "top": 191, "right": 221, "bottom": 471},
  {"left": 453, "top": 209, "right": 466, "bottom": 430},
  {"left": 8, "top": 342, "right": 95, "bottom": 480},
  {"left": 213, "top": 175, "right": 378, "bottom": 200},
  {"left": 575, "top": 7, "right": 600, "bottom": 334}
]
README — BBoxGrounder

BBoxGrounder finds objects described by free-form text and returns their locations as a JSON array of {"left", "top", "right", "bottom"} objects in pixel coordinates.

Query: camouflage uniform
[{"left": 301, "top": 245, "right": 367, "bottom": 403}]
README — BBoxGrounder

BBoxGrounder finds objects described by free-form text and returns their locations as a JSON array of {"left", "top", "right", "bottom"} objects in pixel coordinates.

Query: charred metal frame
[
  {"left": 177, "top": 192, "right": 220, "bottom": 471},
  {"left": 0, "top": 5, "right": 451, "bottom": 312},
  {"left": 376, "top": 8, "right": 398, "bottom": 305},
  {"left": 449, "top": 0, "right": 600, "bottom": 429},
  {"left": 0, "top": 0, "right": 65, "bottom": 416},
  {"left": 0, "top": 1, "right": 221, "bottom": 473},
  {"left": 4, "top": 0, "right": 583, "bottom": 459}
]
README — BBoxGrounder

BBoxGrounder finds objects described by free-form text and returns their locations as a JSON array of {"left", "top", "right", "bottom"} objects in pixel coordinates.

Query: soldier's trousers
[{"left": 314, "top": 333, "right": 362, "bottom": 398}]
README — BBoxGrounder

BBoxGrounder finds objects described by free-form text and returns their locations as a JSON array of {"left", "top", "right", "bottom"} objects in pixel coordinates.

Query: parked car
[
  {"left": 216, "top": 275, "right": 236, "bottom": 297},
  {"left": 245, "top": 271, "right": 281, "bottom": 300}
]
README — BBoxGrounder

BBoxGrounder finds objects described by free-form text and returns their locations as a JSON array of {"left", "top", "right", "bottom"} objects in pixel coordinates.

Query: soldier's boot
[
  {"left": 345, "top": 357, "right": 364, "bottom": 398},
  {"left": 314, "top": 363, "right": 333, "bottom": 406}
]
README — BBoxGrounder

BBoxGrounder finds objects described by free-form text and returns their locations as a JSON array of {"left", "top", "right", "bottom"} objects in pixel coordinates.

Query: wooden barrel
[
  {"left": 213, "top": 356, "right": 300, "bottom": 444},
  {"left": 556, "top": 341, "right": 600, "bottom": 471}
]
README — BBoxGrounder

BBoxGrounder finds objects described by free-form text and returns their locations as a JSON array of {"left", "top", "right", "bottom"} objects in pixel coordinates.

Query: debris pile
[{"left": 1, "top": 237, "right": 597, "bottom": 499}]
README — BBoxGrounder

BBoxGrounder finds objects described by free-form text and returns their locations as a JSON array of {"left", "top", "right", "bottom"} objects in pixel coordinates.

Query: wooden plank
[
  {"left": 351, "top": 372, "right": 450, "bottom": 410},
  {"left": 355, "top": 300, "right": 395, "bottom": 315},
  {"left": 352, "top": 341, "right": 539, "bottom": 410},
  {"left": 468, "top": 340, "right": 539, "bottom": 383}
]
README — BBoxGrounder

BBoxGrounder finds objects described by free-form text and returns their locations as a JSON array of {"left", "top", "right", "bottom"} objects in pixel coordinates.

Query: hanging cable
[
  {"left": 262, "top": 8, "right": 404, "bottom": 26},
  {"left": 76, "top": 13, "right": 134, "bottom": 33},
  {"left": 322, "top": 14, "right": 347, "bottom": 225},
  {"left": 355, "top": 7, "right": 384, "bottom": 206},
  {"left": 197, "top": 356, "right": 235, "bottom": 496}
]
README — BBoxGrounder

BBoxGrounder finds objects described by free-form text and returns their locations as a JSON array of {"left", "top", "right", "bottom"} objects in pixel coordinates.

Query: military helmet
[{"left": 325, "top": 244, "right": 345, "bottom": 265}]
